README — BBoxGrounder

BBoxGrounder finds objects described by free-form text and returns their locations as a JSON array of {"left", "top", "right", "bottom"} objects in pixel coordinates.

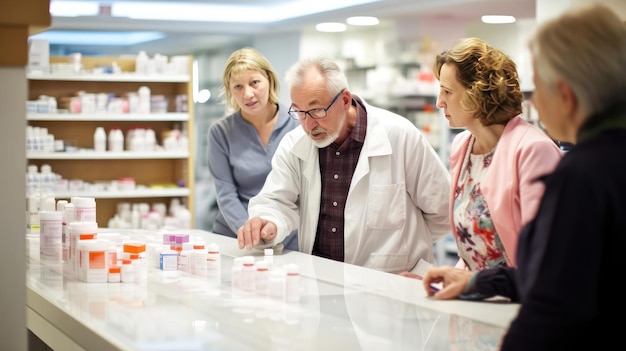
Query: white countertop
[{"left": 26, "top": 229, "right": 519, "bottom": 351}]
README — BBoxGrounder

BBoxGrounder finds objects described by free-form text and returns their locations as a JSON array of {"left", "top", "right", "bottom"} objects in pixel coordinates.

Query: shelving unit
[
  {"left": 26, "top": 56, "right": 195, "bottom": 228},
  {"left": 343, "top": 62, "right": 457, "bottom": 165},
  {"left": 376, "top": 93, "right": 449, "bottom": 157}
]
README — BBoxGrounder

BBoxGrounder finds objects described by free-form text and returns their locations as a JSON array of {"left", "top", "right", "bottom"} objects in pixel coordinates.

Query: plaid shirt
[{"left": 312, "top": 98, "right": 367, "bottom": 262}]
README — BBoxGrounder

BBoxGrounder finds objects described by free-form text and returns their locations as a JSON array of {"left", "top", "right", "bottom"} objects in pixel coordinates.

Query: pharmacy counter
[{"left": 26, "top": 229, "right": 520, "bottom": 351}]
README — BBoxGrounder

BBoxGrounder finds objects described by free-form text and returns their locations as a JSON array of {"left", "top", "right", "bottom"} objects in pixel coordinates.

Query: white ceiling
[{"left": 43, "top": 0, "right": 536, "bottom": 54}]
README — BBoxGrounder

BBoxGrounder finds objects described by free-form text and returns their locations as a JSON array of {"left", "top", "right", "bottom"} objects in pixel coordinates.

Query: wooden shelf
[
  {"left": 27, "top": 151, "right": 188, "bottom": 160},
  {"left": 26, "top": 73, "right": 189, "bottom": 83},
  {"left": 52, "top": 188, "right": 190, "bottom": 199},
  {"left": 27, "top": 112, "right": 189, "bottom": 122}
]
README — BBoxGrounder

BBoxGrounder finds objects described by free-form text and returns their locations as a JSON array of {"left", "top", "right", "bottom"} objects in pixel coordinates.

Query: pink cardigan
[{"left": 449, "top": 116, "right": 562, "bottom": 268}]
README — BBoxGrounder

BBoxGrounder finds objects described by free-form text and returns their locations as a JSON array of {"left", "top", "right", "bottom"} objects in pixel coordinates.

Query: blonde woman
[{"left": 207, "top": 47, "right": 300, "bottom": 249}]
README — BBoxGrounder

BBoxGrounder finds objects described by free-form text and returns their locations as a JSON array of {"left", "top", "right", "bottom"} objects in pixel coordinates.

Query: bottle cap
[
  {"left": 207, "top": 243, "right": 220, "bottom": 253},
  {"left": 109, "top": 266, "right": 121, "bottom": 273},
  {"left": 255, "top": 260, "right": 269, "bottom": 270}
]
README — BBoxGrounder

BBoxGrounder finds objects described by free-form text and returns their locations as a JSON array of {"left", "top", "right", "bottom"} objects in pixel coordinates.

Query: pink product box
[
  {"left": 162, "top": 233, "right": 189, "bottom": 249},
  {"left": 174, "top": 234, "right": 189, "bottom": 245},
  {"left": 162, "top": 234, "right": 175, "bottom": 245}
]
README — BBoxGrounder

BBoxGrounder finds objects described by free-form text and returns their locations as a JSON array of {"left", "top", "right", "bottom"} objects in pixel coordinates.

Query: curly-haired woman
[{"left": 434, "top": 37, "right": 562, "bottom": 271}]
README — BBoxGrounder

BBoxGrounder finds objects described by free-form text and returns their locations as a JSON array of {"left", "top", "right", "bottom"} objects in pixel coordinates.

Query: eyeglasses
[{"left": 288, "top": 89, "right": 345, "bottom": 121}]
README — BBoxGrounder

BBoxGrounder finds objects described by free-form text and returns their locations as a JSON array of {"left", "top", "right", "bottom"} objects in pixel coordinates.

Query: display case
[
  {"left": 26, "top": 55, "right": 195, "bottom": 228},
  {"left": 26, "top": 229, "right": 518, "bottom": 351}
]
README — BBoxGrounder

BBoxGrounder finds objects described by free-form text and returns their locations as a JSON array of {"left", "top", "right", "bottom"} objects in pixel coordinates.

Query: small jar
[
  {"left": 121, "top": 259, "right": 134, "bottom": 283},
  {"left": 268, "top": 268, "right": 286, "bottom": 301},
  {"left": 73, "top": 197, "right": 96, "bottom": 222},
  {"left": 285, "top": 263, "right": 301, "bottom": 303},
  {"left": 93, "top": 127, "right": 106, "bottom": 153},
  {"left": 254, "top": 260, "right": 269, "bottom": 296},
  {"left": 108, "top": 266, "right": 121, "bottom": 283}
]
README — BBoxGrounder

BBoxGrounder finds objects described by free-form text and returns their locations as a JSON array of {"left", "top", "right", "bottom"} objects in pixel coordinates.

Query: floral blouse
[{"left": 453, "top": 136, "right": 508, "bottom": 271}]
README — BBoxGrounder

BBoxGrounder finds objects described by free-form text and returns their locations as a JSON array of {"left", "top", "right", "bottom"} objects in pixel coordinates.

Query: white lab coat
[{"left": 248, "top": 97, "right": 451, "bottom": 274}]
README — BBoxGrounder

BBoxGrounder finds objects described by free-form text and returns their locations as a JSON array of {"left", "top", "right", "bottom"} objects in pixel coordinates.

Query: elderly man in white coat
[{"left": 237, "top": 57, "right": 451, "bottom": 274}]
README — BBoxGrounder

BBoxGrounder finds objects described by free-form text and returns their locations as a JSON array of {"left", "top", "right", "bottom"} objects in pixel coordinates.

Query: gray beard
[{"left": 312, "top": 113, "right": 346, "bottom": 148}]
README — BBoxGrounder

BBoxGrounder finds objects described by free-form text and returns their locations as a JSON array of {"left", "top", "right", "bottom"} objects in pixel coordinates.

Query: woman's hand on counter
[{"left": 422, "top": 265, "right": 473, "bottom": 300}]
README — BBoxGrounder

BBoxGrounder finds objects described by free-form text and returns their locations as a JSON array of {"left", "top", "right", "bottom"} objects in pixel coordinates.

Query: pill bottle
[
  {"left": 77, "top": 239, "right": 108, "bottom": 283},
  {"left": 206, "top": 243, "right": 221, "bottom": 286},
  {"left": 285, "top": 263, "right": 301, "bottom": 303},
  {"left": 268, "top": 268, "right": 286, "bottom": 301},
  {"left": 108, "top": 266, "right": 121, "bottom": 283},
  {"left": 39, "top": 210, "right": 63, "bottom": 264},
  {"left": 123, "top": 242, "right": 147, "bottom": 282},
  {"left": 177, "top": 242, "right": 193, "bottom": 273},
  {"left": 138, "top": 86, "right": 151, "bottom": 114},
  {"left": 73, "top": 197, "right": 96, "bottom": 222},
  {"left": 108, "top": 128, "right": 124, "bottom": 152},
  {"left": 93, "top": 127, "right": 106, "bottom": 152},
  {"left": 189, "top": 243, "right": 207, "bottom": 277},
  {"left": 98, "top": 232, "right": 122, "bottom": 266},
  {"left": 254, "top": 260, "right": 269, "bottom": 296},
  {"left": 67, "top": 221, "right": 98, "bottom": 280},
  {"left": 264, "top": 248, "right": 274, "bottom": 269},
  {"left": 240, "top": 256, "right": 256, "bottom": 292},
  {"left": 121, "top": 259, "right": 134, "bottom": 283},
  {"left": 61, "top": 203, "right": 75, "bottom": 262},
  {"left": 231, "top": 257, "right": 244, "bottom": 291},
  {"left": 206, "top": 243, "right": 221, "bottom": 275}
]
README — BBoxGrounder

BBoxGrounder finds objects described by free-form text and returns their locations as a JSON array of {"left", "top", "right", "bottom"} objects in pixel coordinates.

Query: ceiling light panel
[
  {"left": 315, "top": 22, "right": 347, "bottom": 32},
  {"left": 50, "top": 1, "right": 99, "bottom": 17},
  {"left": 50, "top": 0, "right": 383, "bottom": 22},
  {"left": 29, "top": 31, "right": 165, "bottom": 46},
  {"left": 346, "top": 16, "right": 379, "bottom": 26},
  {"left": 481, "top": 15, "right": 516, "bottom": 24}
]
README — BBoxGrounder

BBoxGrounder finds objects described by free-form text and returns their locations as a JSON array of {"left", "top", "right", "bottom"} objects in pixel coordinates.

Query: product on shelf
[{"left": 26, "top": 54, "right": 195, "bottom": 228}]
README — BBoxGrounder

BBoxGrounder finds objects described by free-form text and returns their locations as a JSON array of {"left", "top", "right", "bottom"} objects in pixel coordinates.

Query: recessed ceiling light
[
  {"left": 481, "top": 15, "right": 516, "bottom": 24},
  {"left": 346, "top": 16, "right": 379, "bottom": 26},
  {"left": 50, "top": 1, "right": 99, "bottom": 16},
  {"left": 315, "top": 22, "right": 347, "bottom": 32},
  {"left": 29, "top": 31, "right": 165, "bottom": 46}
]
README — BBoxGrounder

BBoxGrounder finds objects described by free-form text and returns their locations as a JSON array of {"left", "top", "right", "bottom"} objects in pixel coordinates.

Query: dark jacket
[{"left": 474, "top": 101, "right": 626, "bottom": 350}]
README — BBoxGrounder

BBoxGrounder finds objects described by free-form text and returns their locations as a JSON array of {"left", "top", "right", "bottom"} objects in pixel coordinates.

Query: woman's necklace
[
  {"left": 460, "top": 135, "right": 497, "bottom": 176},
  {"left": 460, "top": 135, "right": 476, "bottom": 177}
]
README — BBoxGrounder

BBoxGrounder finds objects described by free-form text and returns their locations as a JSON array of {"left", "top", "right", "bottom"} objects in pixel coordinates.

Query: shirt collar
[
  {"left": 578, "top": 99, "right": 626, "bottom": 142},
  {"left": 350, "top": 95, "right": 367, "bottom": 143}
]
